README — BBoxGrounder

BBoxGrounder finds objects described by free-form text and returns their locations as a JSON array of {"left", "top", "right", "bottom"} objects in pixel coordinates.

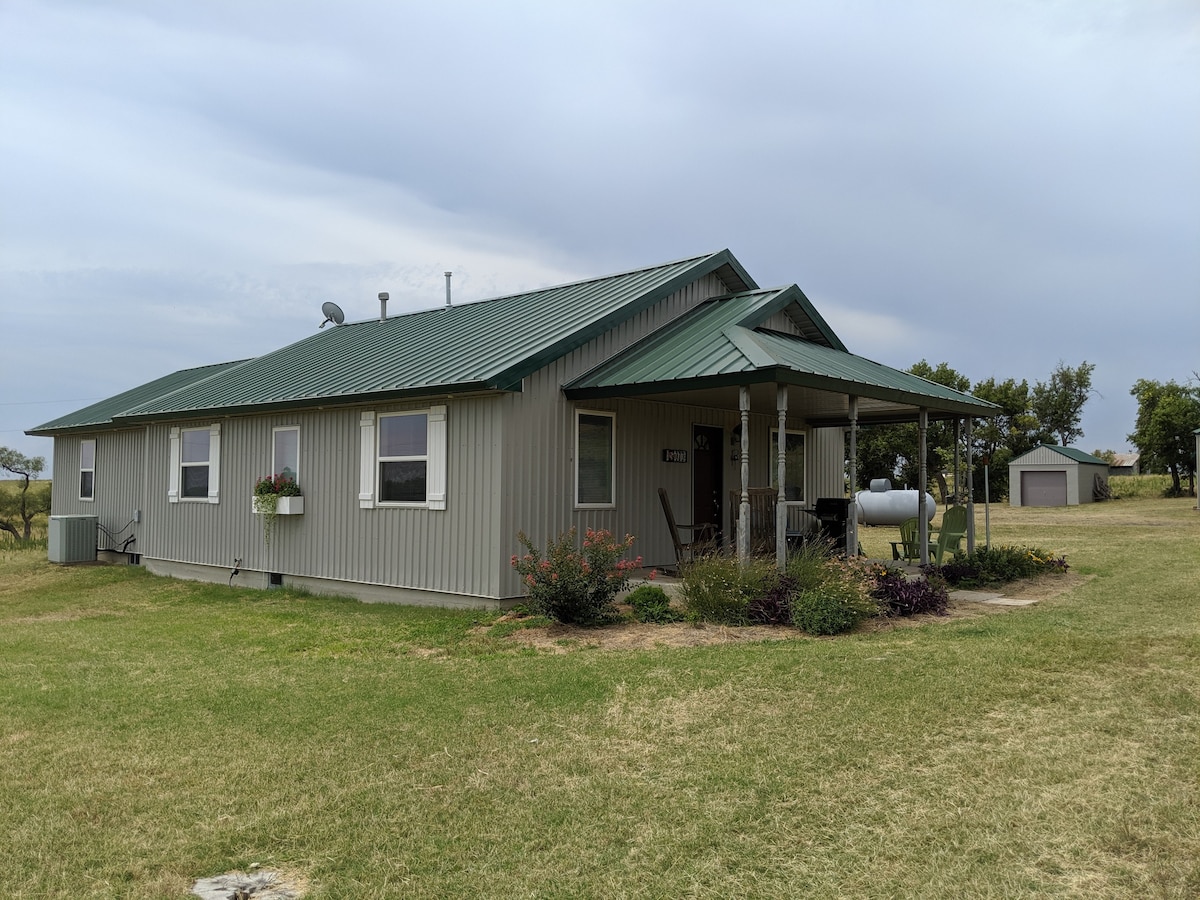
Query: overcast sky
[{"left": 3, "top": 0, "right": 1197, "bottom": 475}]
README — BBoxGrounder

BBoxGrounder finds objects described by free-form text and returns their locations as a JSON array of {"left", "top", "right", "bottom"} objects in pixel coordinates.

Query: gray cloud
[{"left": 2, "top": 0, "right": 1197, "bottom": 468}]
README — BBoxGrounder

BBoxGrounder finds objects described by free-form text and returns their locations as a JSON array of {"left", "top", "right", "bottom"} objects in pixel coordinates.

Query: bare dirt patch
[
  {"left": 996, "top": 570, "right": 1088, "bottom": 600},
  {"left": 489, "top": 573, "right": 1086, "bottom": 652}
]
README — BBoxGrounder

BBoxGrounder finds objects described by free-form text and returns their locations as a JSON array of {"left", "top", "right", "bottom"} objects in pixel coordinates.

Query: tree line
[{"left": 856, "top": 362, "right": 1200, "bottom": 501}]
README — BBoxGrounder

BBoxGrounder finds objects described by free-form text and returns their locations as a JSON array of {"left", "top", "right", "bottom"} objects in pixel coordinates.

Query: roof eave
[{"left": 112, "top": 380, "right": 517, "bottom": 424}]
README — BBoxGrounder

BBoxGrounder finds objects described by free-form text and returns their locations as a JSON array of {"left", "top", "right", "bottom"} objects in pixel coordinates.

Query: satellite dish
[{"left": 319, "top": 302, "right": 345, "bottom": 329}]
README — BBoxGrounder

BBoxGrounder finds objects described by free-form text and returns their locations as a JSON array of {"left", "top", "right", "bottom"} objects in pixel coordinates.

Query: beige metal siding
[
  {"left": 49, "top": 429, "right": 148, "bottom": 552},
  {"left": 496, "top": 270, "right": 849, "bottom": 594},
  {"left": 498, "top": 273, "right": 736, "bottom": 592},
  {"left": 808, "top": 427, "right": 846, "bottom": 500},
  {"left": 761, "top": 311, "right": 804, "bottom": 336},
  {"left": 141, "top": 397, "right": 506, "bottom": 598}
]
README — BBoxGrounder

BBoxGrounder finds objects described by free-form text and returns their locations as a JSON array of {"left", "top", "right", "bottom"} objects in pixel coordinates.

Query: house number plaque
[{"left": 662, "top": 449, "right": 688, "bottom": 463}]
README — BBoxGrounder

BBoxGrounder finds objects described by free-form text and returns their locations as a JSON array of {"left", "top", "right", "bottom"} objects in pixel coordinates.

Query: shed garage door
[{"left": 1021, "top": 470, "right": 1067, "bottom": 506}]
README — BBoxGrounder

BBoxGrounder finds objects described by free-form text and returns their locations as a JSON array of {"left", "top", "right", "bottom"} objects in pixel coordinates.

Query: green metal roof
[
  {"left": 30, "top": 251, "right": 757, "bottom": 432},
  {"left": 1013, "top": 445, "right": 1110, "bottom": 465},
  {"left": 27, "top": 361, "right": 246, "bottom": 435},
  {"left": 565, "top": 289, "right": 999, "bottom": 420}
]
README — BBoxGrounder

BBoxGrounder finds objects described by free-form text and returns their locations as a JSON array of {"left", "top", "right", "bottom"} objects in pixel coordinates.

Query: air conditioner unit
[{"left": 48, "top": 515, "right": 98, "bottom": 564}]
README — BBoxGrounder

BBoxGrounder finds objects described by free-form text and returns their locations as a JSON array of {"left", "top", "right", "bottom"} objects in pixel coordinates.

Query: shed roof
[{"left": 1010, "top": 444, "right": 1110, "bottom": 466}]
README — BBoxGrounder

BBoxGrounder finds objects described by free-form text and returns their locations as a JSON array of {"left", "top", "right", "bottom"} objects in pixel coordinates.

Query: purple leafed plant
[{"left": 870, "top": 569, "right": 949, "bottom": 617}]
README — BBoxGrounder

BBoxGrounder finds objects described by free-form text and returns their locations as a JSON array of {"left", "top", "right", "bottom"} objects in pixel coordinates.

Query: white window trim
[
  {"left": 769, "top": 427, "right": 807, "bottom": 504},
  {"left": 79, "top": 438, "right": 95, "bottom": 502},
  {"left": 272, "top": 425, "right": 300, "bottom": 484},
  {"left": 575, "top": 408, "right": 616, "bottom": 509},
  {"left": 359, "top": 406, "right": 446, "bottom": 510},
  {"left": 169, "top": 423, "right": 221, "bottom": 504}
]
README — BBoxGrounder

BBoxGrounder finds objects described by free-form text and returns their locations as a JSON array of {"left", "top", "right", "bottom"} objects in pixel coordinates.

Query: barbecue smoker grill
[{"left": 813, "top": 497, "right": 851, "bottom": 554}]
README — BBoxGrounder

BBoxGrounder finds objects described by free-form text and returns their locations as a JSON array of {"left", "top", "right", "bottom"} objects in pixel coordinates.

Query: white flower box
[{"left": 252, "top": 495, "right": 304, "bottom": 515}]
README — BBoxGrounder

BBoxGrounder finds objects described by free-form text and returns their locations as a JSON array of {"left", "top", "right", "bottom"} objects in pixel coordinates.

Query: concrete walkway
[{"left": 949, "top": 589, "right": 1038, "bottom": 607}]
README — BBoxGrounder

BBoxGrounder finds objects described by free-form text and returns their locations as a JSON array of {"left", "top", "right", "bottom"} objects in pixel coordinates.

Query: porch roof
[{"left": 564, "top": 288, "right": 998, "bottom": 425}]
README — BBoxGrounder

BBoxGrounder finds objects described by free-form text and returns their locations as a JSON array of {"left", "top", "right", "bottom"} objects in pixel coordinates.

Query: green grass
[
  {"left": 1109, "top": 473, "right": 1184, "bottom": 499},
  {"left": 3, "top": 499, "right": 1200, "bottom": 898}
]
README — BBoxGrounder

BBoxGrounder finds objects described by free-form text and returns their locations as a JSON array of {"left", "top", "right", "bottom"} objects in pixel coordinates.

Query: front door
[{"left": 692, "top": 425, "right": 723, "bottom": 544}]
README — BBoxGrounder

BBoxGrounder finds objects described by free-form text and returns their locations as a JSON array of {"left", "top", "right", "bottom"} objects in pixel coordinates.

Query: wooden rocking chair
[{"left": 658, "top": 488, "right": 718, "bottom": 572}]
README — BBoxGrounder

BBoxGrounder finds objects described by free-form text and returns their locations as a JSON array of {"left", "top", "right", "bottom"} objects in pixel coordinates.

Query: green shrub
[
  {"left": 680, "top": 555, "right": 775, "bottom": 625},
  {"left": 932, "top": 544, "right": 1068, "bottom": 587},
  {"left": 785, "top": 540, "right": 836, "bottom": 591},
  {"left": 625, "top": 584, "right": 682, "bottom": 623},
  {"left": 511, "top": 528, "right": 642, "bottom": 625},
  {"left": 790, "top": 577, "right": 877, "bottom": 635}
]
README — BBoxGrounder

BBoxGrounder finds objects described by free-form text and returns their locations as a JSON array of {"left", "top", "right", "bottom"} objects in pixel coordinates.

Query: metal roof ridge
[{"left": 722, "top": 325, "right": 778, "bottom": 369}]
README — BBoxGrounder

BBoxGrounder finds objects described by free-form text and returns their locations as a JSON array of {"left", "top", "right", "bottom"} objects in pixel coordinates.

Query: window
[
  {"left": 180, "top": 428, "right": 211, "bottom": 498},
  {"left": 80, "top": 439, "right": 95, "bottom": 501},
  {"left": 273, "top": 427, "right": 300, "bottom": 484},
  {"left": 168, "top": 424, "right": 221, "bottom": 504},
  {"left": 768, "top": 429, "right": 806, "bottom": 502},
  {"left": 576, "top": 410, "right": 615, "bottom": 507},
  {"left": 358, "top": 407, "right": 446, "bottom": 509},
  {"left": 378, "top": 412, "right": 428, "bottom": 503}
]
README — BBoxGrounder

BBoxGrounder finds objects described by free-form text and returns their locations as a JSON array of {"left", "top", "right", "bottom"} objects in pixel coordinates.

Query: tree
[
  {"left": 854, "top": 360, "right": 971, "bottom": 503},
  {"left": 1031, "top": 360, "right": 1096, "bottom": 447},
  {"left": 1128, "top": 379, "right": 1200, "bottom": 496},
  {"left": 0, "top": 447, "right": 52, "bottom": 541},
  {"left": 967, "top": 376, "right": 1042, "bottom": 501}
]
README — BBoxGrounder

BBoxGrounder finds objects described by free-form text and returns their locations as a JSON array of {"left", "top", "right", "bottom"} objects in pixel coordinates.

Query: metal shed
[{"left": 1009, "top": 445, "right": 1110, "bottom": 507}]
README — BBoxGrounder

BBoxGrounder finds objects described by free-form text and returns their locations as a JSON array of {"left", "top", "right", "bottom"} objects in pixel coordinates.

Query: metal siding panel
[
  {"left": 499, "top": 274, "right": 730, "bottom": 593},
  {"left": 809, "top": 427, "right": 847, "bottom": 500},
  {"left": 140, "top": 401, "right": 505, "bottom": 597},
  {"left": 47, "top": 430, "right": 148, "bottom": 550}
]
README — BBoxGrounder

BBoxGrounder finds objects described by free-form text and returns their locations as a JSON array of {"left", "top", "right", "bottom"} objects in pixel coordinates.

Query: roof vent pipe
[
  {"left": 378, "top": 292, "right": 389, "bottom": 322},
  {"left": 444, "top": 271, "right": 452, "bottom": 307}
]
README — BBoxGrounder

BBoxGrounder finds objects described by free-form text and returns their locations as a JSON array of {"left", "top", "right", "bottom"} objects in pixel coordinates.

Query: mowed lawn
[{"left": 2, "top": 498, "right": 1198, "bottom": 898}]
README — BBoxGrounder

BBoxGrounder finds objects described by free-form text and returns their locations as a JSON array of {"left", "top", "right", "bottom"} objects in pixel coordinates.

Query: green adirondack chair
[
  {"left": 933, "top": 505, "right": 968, "bottom": 564},
  {"left": 889, "top": 517, "right": 927, "bottom": 563}
]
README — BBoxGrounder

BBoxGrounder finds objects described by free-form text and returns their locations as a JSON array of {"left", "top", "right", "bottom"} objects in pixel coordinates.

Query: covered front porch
[{"left": 565, "top": 286, "right": 998, "bottom": 568}]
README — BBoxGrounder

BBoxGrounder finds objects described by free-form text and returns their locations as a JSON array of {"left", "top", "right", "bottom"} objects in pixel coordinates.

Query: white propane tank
[{"left": 854, "top": 488, "right": 937, "bottom": 526}]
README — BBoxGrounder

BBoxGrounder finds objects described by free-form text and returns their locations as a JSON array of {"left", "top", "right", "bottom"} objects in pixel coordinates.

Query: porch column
[
  {"left": 776, "top": 385, "right": 788, "bottom": 569},
  {"left": 738, "top": 385, "right": 751, "bottom": 564},
  {"left": 953, "top": 418, "right": 961, "bottom": 504},
  {"left": 918, "top": 407, "right": 930, "bottom": 565},
  {"left": 847, "top": 395, "right": 859, "bottom": 558},
  {"left": 965, "top": 416, "right": 975, "bottom": 554}
]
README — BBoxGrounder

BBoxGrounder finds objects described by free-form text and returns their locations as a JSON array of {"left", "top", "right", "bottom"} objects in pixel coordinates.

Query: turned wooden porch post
[
  {"left": 738, "top": 385, "right": 751, "bottom": 564},
  {"left": 776, "top": 385, "right": 788, "bottom": 569}
]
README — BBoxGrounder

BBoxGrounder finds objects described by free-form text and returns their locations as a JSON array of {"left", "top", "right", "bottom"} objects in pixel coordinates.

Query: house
[
  {"left": 1008, "top": 444, "right": 1110, "bottom": 507},
  {"left": 29, "top": 250, "right": 997, "bottom": 607},
  {"left": 1108, "top": 452, "right": 1140, "bottom": 476}
]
